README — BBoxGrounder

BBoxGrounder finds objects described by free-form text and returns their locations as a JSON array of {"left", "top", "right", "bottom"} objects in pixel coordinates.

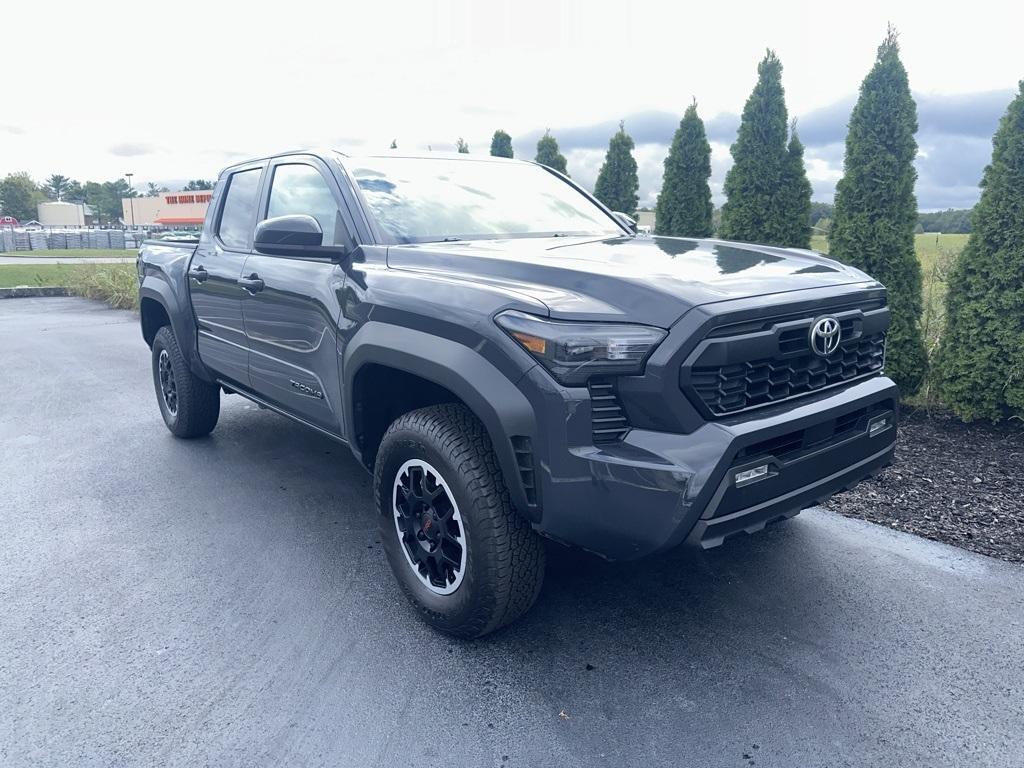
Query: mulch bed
[{"left": 824, "top": 407, "right": 1024, "bottom": 564}]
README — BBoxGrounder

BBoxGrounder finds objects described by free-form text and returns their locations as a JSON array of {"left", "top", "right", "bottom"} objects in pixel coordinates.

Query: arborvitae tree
[
  {"left": 936, "top": 82, "right": 1024, "bottom": 420},
  {"left": 456, "top": 138, "right": 470, "bottom": 153},
  {"left": 490, "top": 130, "right": 513, "bottom": 158},
  {"left": 719, "top": 50, "right": 790, "bottom": 245},
  {"left": 389, "top": 139, "right": 398, "bottom": 149},
  {"left": 778, "top": 127, "right": 812, "bottom": 248},
  {"left": 593, "top": 121, "right": 639, "bottom": 216},
  {"left": 535, "top": 130, "right": 569, "bottom": 176},
  {"left": 829, "top": 27, "right": 928, "bottom": 395},
  {"left": 655, "top": 102, "right": 713, "bottom": 237}
]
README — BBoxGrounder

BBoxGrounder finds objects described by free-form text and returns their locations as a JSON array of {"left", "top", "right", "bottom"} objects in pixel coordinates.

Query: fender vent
[
  {"left": 510, "top": 436, "right": 537, "bottom": 507},
  {"left": 588, "top": 379, "right": 629, "bottom": 443}
]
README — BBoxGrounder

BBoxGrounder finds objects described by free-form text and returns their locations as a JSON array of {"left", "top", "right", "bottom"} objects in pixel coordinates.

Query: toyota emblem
[{"left": 809, "top": 317, "right": 841, "bottom": 357}]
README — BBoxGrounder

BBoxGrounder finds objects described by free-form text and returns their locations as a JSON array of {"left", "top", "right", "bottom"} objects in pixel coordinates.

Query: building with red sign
[{"left": 121, "top": 191, "right": 212, "bottom": 228}]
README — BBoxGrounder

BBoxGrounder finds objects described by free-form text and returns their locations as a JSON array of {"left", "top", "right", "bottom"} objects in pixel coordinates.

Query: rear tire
[
  {"left": 152, "top": 326, "right": 220, "bottom": 438},
  {"left": 374, "top": 404, "right": 545, "bottom": 638}
]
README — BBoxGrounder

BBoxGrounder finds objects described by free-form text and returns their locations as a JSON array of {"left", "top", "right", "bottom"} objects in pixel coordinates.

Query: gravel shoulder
[{"left": 826, "top": 407, "right": 1024, "bottom": 563}]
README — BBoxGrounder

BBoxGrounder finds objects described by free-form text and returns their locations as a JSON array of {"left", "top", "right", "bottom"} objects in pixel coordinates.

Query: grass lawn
[
  {"left": 810, "top": 232, "right": 968, "bottom": 267},
  {"left": 0, "top": 262, "right": 138, "bottom": 309},
  {"left": 810, "top": 232, "right": 968, "bottom": 260},
  {"left": 0, "top": 248, "right": 134, "bottom": 258},
  {"left": 0, "top": 263, "right": 79, "bottom": 288}
]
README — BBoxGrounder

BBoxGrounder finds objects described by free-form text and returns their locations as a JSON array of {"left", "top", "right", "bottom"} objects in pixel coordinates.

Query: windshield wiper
[{"left": 415, "top": 236, "right": 464, "bottom": 244}]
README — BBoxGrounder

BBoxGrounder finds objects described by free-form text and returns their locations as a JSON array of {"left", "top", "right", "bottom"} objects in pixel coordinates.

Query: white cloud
[{"left": 109, "top": 142, "right": 159, "bottom": 157}]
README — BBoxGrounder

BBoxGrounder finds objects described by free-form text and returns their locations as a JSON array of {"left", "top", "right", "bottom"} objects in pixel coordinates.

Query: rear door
[
  {"left": 189, "top": 164, "right": 264, "bottom": 386},
  {"left": 241, "top": 158, "right": 350, "bottom": 435}
]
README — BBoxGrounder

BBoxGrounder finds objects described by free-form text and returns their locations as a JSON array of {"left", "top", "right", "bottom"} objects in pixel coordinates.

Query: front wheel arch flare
[{"left": 344, "top": 323, "right": 539, "bottom": 521}]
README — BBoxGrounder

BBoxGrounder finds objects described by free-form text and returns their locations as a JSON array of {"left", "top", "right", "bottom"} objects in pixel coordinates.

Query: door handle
[
  {"left": 187, "top": 265, "right": 208, "bottom": 282},
  {"left": 238, "top": 273, "right": 265, "bottom": 293}
]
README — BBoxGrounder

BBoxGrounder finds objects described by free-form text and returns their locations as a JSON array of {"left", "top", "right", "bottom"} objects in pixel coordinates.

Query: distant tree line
[
  {"left": 0, "top": 174, "right": 213, "bottom": 225},
  {"left": 917, "top": 208, "right": 973, "bottom": 233},
  {"left": 807, "top": 202, "right": 974, "bottom": 234}
]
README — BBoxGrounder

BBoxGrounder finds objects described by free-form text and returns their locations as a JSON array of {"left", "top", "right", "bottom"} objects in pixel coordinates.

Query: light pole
[{"left": 125, "top": 172, "right": 135, "bottom": 229}]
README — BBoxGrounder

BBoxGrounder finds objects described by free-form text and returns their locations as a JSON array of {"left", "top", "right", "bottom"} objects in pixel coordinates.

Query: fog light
[
  {"left": 868, "top": 416, "right": 890, "bottom": 436},
  {"left": 735, "top": 464, "right": 770, "bottom": 486}
]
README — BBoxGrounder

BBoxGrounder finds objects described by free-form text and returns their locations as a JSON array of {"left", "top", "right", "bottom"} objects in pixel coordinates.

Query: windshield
[{"left": 346, "top": 156, "right": 623, "bottom": 243}]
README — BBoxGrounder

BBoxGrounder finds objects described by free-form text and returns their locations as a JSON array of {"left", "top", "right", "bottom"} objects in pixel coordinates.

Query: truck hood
[{"left": 386, "top": 235, "right": 879, "bottom": 328}]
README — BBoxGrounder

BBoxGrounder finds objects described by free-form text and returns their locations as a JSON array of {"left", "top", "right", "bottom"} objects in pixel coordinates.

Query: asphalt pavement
[{"left": 2, "top": 297, "right": 1022, "bottom": 768}]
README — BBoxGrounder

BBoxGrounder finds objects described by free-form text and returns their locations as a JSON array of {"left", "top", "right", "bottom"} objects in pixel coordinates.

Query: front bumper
[{"left": 530, "top": 373, "right": 898, "bottom": 560}]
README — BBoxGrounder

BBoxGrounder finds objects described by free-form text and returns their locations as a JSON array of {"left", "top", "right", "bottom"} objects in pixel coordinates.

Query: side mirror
[
  {"left": 254, "top": 214, "right": 324, "bottom": 256},
  {"left": 613, "top": 211, "right": 638, "bottom": 234}
]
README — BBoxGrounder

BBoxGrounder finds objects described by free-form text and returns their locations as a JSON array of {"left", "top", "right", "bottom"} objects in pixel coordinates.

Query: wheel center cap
[{"left": 421, "top": 511, "right": 433, "bottom": 533}]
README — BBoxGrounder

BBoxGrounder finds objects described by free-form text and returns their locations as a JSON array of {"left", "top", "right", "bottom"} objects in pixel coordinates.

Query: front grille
[
  {"left": 734, "top": 429, "right": 806, "bottom": 463},
  {"left": 690, "top": 333, "right": 885, "bottom": 415},
  {"left": 588, "top": 379, "right": 630, "bottom": 443},
  {"left": 705, "top": 299, "right": 885, "bottom": 339},
  {"left": 733, "top": 403, "right": 882, "bottom": 465},
  {"left": 712, "top": 399, "right": 894, "bottom": 520}
]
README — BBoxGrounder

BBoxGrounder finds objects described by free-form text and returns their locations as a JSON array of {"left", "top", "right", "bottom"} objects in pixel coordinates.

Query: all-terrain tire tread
[
  {"left": 373, "top": 403, "right": 545, "bottom": 638},
  {"left": 153, "top": 326, "right": 220, "bottom": 438}
]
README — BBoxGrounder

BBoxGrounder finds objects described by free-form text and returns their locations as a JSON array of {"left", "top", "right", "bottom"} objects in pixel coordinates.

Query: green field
[
  {"left": 810, "top": 232, "right": 968, "bottom": 269},
  {"left": 0, "top": 262, "right": 138, "bottom": 309},
  {"left": 0, "top": 248, "right": 134, "bottom": 258}
]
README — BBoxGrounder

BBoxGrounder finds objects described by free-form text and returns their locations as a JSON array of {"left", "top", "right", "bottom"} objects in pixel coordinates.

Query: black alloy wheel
[{"left": 392, "top": 458, "right": 468, "bottom": 595}]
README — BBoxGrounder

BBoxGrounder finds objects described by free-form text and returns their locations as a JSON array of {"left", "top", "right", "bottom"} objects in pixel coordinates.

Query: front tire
[
  {"left": 374, "top": 404, "right": 545, "bottom": 638},
  {"left": 151, "top": 326, "right": 220, "bottom": 438}
]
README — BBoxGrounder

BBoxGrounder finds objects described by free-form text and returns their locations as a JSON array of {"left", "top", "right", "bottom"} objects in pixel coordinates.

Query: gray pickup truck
[{"left": 137, "top": 150, "right": 897, "bottom": 637}]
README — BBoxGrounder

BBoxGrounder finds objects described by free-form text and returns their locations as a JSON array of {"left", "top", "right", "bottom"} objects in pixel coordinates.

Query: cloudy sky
[{"left": 1, "top": 0, "right": 1019, "bottom": 210}]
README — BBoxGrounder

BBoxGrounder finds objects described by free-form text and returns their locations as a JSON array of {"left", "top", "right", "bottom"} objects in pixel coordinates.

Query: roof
[
  {"left": 220, "top": 147, "right": 527, "bottom": 175},
  {"left": 339, "top": 150, "right": 522, "bottom": 163},
  {"left": 155, "top": 216, "right": 205, "bottom": 225}
]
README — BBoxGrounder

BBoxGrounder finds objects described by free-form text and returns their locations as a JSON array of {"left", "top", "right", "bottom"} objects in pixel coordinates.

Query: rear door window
[{"left": 217, "top": 168, "right": 262, "bottom": 250}]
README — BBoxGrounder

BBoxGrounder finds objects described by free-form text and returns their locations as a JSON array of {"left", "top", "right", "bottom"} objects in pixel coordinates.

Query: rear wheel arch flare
[{"left": 140, "top": 296, "right": 171, "bottom": 347}]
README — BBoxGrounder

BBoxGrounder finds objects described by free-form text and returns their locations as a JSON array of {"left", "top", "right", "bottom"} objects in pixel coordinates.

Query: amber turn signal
[{"left": 511, "top": 331, "right": 547, "bottom": 355}]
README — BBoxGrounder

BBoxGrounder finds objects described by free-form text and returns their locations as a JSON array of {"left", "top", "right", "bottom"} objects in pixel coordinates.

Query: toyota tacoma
[{"left": 137, "top": 150, "right": 897, "bottom": 637}]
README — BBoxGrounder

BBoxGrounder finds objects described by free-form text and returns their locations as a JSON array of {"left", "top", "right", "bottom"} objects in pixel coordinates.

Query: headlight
[{"left": 495, "top": 310, "right": 666, "bottom": 386}]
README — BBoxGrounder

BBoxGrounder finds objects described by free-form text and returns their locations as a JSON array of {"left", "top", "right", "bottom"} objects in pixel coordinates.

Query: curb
[{"left": 0, "top": 286, "right": 72, "bottom": 299}]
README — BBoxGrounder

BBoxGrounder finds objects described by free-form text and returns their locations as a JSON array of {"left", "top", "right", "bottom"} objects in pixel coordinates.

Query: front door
[
  {"left": 241, "top": 159, "right": 348, "bottom": 435},
  {"left": 189, "top": 164, "right": 263, "bottom": 387}
]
